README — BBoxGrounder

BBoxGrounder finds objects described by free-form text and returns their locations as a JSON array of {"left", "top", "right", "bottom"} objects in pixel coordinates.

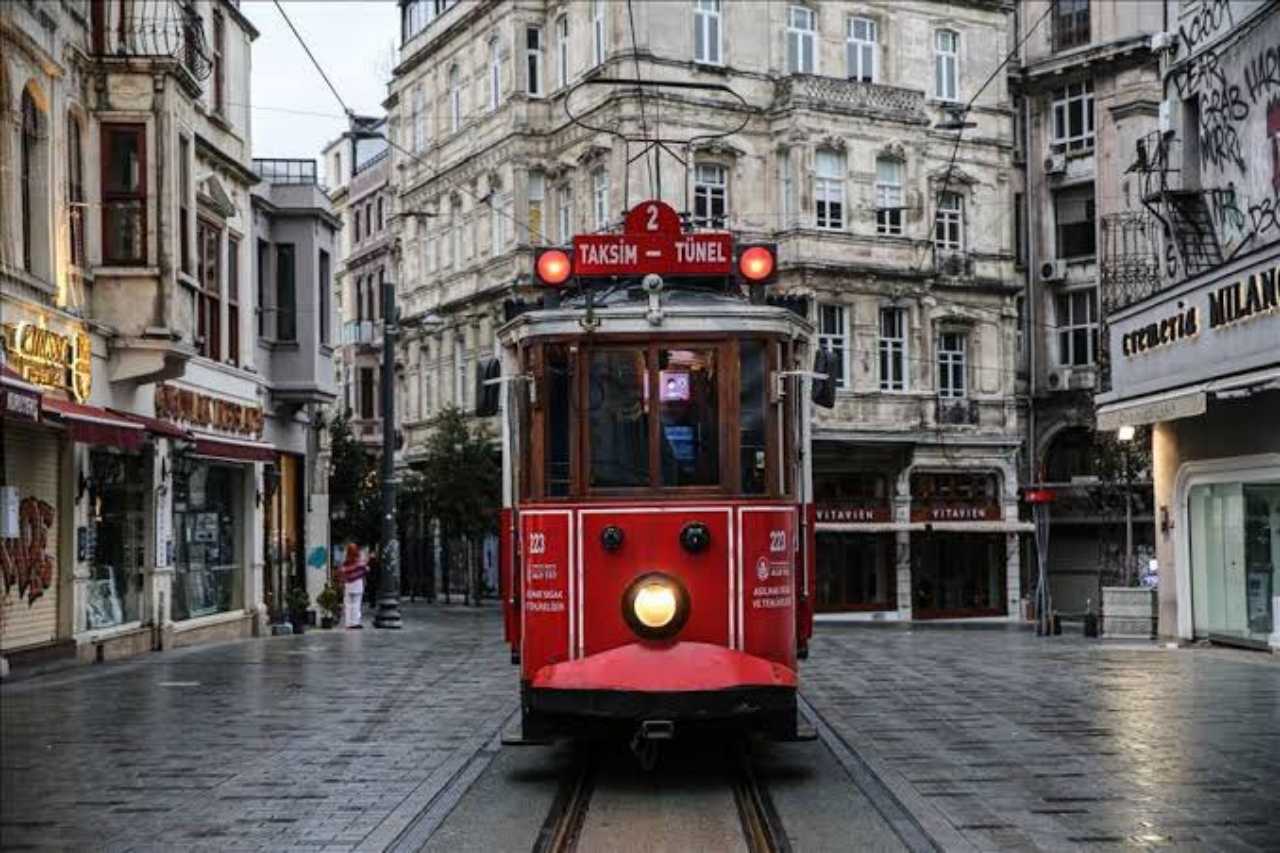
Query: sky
[{"left": 247, "top": 1, "right": 400, "bottom": 182}]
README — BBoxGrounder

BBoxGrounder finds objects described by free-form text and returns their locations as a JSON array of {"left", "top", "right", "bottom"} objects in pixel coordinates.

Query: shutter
[{"left": 1, "top": 424, "right": 62, "bottom": 651}]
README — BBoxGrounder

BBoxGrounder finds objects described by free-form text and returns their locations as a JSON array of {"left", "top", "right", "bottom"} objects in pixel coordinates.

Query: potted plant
[
  {"left": 286, "top": 585, "right": 312, "bottom": 635},
  {"left": 316, "top": 579, "right": 343, "bottom": 629}
]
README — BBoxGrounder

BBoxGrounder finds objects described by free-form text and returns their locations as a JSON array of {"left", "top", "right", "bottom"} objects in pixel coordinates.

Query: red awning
[
  {"left": 42, "top": 396, "right": 146, "bottom": 452},
  {"left": 191, "top": 436, "right": 277, "bottom": 463},
  {"left": 2, "top": 364, "right": 41, "bottom": 422},
  {"left": 108, "top": 409, "right": 192, "bottom": 439}
]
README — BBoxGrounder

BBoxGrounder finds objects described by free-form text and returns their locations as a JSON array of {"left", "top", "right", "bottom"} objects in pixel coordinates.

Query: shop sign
[
  {"left": 1, "top": 321, "right": 92, "bottom": 402},
  {"left": 815, "top": 504, "right": 891, "bottom": 524},
  {"left": 155, "top": 383, "right": 265, "bottom": 437},
  {"left": 2, "top": 386, "right": 40, "bottom": 422},
  {"left": 910, "top": 504, "right": 1002, "bottom": 523}
]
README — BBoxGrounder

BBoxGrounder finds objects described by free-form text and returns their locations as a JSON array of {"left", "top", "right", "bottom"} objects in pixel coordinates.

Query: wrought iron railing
[
  {"left": 776, "top": 75, "right": 927, "bottom": 122},
  {"left": 1100, "top": 211, "right": 1164, "bottom": 313},
  {"left": 88, "top": 0, "right": 212, "bottom": 81},
  {"left": 936, "top": 396, "right": 979, "bottom": 426}
]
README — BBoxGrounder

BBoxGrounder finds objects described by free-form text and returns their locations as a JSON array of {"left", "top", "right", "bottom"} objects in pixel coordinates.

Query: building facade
[
  {"left": 1013, "top": 0, "right": 1163, "bottom": 614},
  {"left": 384, "top": 0, "right": 1025, "bottom": 620},
  {"left": 1097, "top": 0, "right": 1280, "bottom": 650},
  {"left": 1, "top": 0, "right": 334, "bottom": 675}
]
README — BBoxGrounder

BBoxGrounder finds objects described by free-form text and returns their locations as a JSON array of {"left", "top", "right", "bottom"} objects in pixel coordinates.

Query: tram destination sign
[{"left": 572, "top": 200, "right": 733, "bottom": 278}]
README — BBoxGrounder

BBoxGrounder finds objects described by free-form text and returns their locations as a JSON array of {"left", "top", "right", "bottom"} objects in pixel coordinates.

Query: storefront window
[
  {"left": 1189, "top": 481, "right": 1279, "bottom": 642},
  {"left": 817, "top": 533, "right": 896, "bottom": 611},
  {"left": 85, "top": 450, "right": 146, "bottom": 629},
  {"left": 172, "top": 460, "right": 244, "bottom": 621},
  {"left": 912, "top": 532, "right": 1006, "bottom": 618}
]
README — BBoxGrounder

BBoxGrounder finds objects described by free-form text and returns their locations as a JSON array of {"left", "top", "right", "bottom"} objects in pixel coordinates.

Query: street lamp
[{"left": 1117, "top": 425, "right": 1135, "bottom": 585}]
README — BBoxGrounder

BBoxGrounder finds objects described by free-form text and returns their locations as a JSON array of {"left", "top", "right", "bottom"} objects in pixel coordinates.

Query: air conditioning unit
[
  {"left": 1040, "top": 259, "right": 1068, "bottom": 282},
  {"left": 1150, "top": 31, "right": 1176, "bottom": 53},
  {"left": 1044, "top": 153, "right": 1067, "bottom": 175},
  {"left": 1047, "top": 368, "right": 1073, "bottom": 390}
]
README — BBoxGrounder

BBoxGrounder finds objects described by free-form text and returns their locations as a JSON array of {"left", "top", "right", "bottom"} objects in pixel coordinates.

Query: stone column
[
  {"left": 148, "top": 438, "right": 176, "bottom": 649},
  {"left": 894, "top": 467, "right": 913, "bottom": 620}
]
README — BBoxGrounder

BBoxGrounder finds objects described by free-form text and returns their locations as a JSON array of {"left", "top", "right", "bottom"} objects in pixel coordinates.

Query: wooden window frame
[
  {"left": 196, "top": 218, "right": 222, "bottom": 361},
  {"left": 101, "top": 123, "right": 147, "bottom": 267},
  {"left": 226, "top": 235, "right": 240, "bottom": 365}
]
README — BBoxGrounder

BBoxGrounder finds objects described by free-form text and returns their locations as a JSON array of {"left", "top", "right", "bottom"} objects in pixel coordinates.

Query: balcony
[
  {"left": 775, "top": 75, "right": 928, "bottom": 124},
  {"left": 253, "top": 159, "right": 318, "bottom": 186},
  {"left": 342, "top": 320, "right": 380, "bottom": 347},
  {"left": 935, "top": 396, "right": 980, "bottom": 426},
  {"left": 87, "top": 0, "right": 211, "bottom": 82},
  {"left": 933, "top": 249, "right": 974, "bottom": 279}
]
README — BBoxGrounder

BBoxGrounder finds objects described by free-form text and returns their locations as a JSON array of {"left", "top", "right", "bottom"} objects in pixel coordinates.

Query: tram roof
[{"left": 498, "top": 285, "right": 813, "bottom": 344}]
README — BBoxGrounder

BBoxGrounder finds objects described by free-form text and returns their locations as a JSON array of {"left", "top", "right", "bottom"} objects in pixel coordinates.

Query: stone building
[
  {"left": 1012, "top": 0, "right": 1163, "bottom": 614},
  {"left": 1097, "top": 0, "right": 1279, "bottom": 649},
  {"left": 383, "top": 0, "right": 1025, "bottom": 620},
  {"left": 1, "top": 0, "right": 335, "bottom": 676}
]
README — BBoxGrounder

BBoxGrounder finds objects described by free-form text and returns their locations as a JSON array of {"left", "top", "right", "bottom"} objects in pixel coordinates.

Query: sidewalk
[{"left": 0, "top": 604, "right": 515, "bottom": 852}]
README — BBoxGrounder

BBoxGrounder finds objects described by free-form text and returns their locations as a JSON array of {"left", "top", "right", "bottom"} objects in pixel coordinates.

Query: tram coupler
[{"left": 638, "top": 719, "right": 675, "bottom": 741}]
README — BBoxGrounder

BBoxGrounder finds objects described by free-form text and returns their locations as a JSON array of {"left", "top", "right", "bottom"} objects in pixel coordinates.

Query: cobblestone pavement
[
  {"left": 803, "top": 625, "right": 1280, "bottom": 852},
  {"left": 1, "top": 605, "right": 515, "bottom": 852}
]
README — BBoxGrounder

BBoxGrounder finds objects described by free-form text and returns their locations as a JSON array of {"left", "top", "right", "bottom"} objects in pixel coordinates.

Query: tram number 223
[
  {"left": 527, "top": 532, "right": 547, "bottom": 555},
  {"left": 769, "top": 530, "right": 787, "bottom": 553}
]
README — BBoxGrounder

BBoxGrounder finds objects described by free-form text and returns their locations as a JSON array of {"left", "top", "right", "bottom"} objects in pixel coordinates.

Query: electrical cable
[
  {"left": 624, "top": 0, "right": 656, "bottom": 198},
  {"left": 272, "top": 0, "right": 355, "bottom": 119}
]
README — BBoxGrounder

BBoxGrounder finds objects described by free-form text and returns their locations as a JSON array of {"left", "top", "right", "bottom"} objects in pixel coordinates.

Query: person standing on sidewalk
[{"left": 340, "top": 543, "right": 368, "bottom": 629}]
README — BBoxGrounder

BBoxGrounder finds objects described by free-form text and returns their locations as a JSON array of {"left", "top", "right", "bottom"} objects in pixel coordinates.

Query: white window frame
[
  {"left": 454, "top": 337, "right": 467, "bottom": 407},
  {"left": 937, "top": 331, "right": 967, "bottom": 398},
  {"left": 878, "top": 306, "right": 907, "bottom": 391},
  {"left": 1055, "top": 288, "right": 1098, "bottom": 367},
  {"left": 557, "top": 184, "right": 573, "bottom": 242},
  {"left": 817, "top": 302, "right": 848, "bottom": 389},
  {"left": 787, "top": 6, "right": 817, "bottom": 74},
  {"left": 1051, "top": 80, "right": 1095, "bottom": 152},
  {"left": 491, "top": 198, "right": 503, "bottom": 257},
  {"left": 846, "top": 16, "right": 877, "bottom": 83},
  {"left": 526, "top": 26, "right": 543, "bottom": 97},
  {"left": 694, "top": 0, "right": 722, "bottom": 66},
  {"left": 935, "top": 29, "right": 959, "bottom": 102},
  {"left": 489, "top": 38, "right": 501, "bottom": 112},
  {"left": 814, "top": 149, "right": 845, "bottom": 231},
  {"left": 592, "top": 0, "right": 605, "bottom": 67},
  {"left": 449, "top": 65, "right": 462, "bottom": 132},
  {"left": 556, "top": 15, "right": 569, "bottom": 89},
  {"left": 528, "top": 171, "right": 545, "bottom": 243},
  {"left": 692, "top": 163, "right": 727, "bottom": 228},
  {"left": 934, "top": 191, "right": 964, "bottom": 252},
  {"left": 875, "top": 156, "right": 903, "bottom": 235},
  {"left": 779, "top": 149, "right": 795, "bottom": 227},
  {"left": 592, "top": 167, "right": 609, "bottom": 230}
]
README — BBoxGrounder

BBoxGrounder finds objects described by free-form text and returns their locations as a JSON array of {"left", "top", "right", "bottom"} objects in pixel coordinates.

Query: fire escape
[{"left": 1130, "top": 131, "right": 1224, "bottom": 282}]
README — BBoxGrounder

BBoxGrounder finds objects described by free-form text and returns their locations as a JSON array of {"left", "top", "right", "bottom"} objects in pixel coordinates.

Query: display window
[
  {"left": 911, "top": 532, "right": 1006, "bottom": 618},
  {"left": 85, "top": 450, "right": 147, "bottom": 629},
  {"left": 1189, "top": 480, "right": 1279, "bottom": 643},
  {"left": 172, "top": 459, "right": 244, "bottom": 621},
  {"left": 816, "top": 532, "right": 896, "bottom": 612}
]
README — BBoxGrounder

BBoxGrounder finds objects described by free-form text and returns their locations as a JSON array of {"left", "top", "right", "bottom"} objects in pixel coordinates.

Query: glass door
[{"left": 1189, "top": 481, "right": 1279, "bottom": 642}]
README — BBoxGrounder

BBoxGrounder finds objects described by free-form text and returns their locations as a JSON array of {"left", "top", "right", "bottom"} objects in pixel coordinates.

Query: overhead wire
[{"left": 624, "top": 0, "right": 656, "bottom": 199}]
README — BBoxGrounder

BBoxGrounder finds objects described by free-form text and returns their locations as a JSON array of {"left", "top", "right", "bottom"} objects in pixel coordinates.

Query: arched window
[
  {"left": 489, "top": 38, "right": 501, "bottom": 111},
  {"left": 21, "top": 89, "right": 41, "bottom": 274},
  {"left": 68, "top": 113, "right": 85, "bottom": 267},
  {"left": 1044, "top": 427, "right": 1096, "bottom": 483},
  {"left": 449, "top": 65, "right": 462, "bottom": 132}
]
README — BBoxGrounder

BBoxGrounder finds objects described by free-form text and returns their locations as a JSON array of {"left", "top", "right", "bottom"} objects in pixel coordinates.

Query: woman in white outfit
[{"left": 340, "top": 543, "right": 368, "bottom": 629}]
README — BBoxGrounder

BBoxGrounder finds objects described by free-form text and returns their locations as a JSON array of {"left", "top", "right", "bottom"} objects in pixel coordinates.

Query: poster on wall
[
  {"left": 85, "top": 576, "right": 123, "bottom": 629},
  {"left": 194, "top": 512, "right": 219, "bottom": 543},
  {"left": 185, "top": 570, "right": 219, "bottom": 618},
  {"left": 155, "top": 497, "right": 171, "bottom": 568}
]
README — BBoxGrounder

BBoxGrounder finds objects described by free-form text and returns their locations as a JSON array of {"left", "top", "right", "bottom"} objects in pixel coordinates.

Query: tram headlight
[{"left": 622, "top": 573, "right": 690, "bottom": 640}]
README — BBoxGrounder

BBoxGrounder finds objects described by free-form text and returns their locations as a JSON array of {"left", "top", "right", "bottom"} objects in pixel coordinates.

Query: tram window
[
  {"left": 659, "top": 348, "right": 719, "bottom": 487},
  {"left": 546, "top": 344, "right": 573, "bottom": 497},
  {"left": 739, "top": 340, "right": 767, "bottom": 494},
  {"left": 589, "top": 349, "right": 650, "bottom": 488}
]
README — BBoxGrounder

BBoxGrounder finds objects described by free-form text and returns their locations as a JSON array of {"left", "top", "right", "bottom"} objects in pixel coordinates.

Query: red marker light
[
  {"left": 535, "top": 249, "right": 572, "bottom": 286},
  {"left": 738, "top": 245, "right": 775, "bottom": 283}
]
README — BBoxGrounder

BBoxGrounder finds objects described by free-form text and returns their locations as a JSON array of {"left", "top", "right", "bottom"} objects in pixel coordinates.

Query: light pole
[
  {"left": 374, "top": 273, "right": 402, "bottom": 628},
  {"left": 1117, "top": 424, "right": 1136, "bottom": 585}
]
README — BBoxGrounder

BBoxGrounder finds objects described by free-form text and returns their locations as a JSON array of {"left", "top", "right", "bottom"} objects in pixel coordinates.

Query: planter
[
  {"left": 1102, "top": 587, "right": 1157, "bottom": 639},
  {"left": 290, "top": 615, "right": 307, "bottom": 635},
  {"left": 320, "top": 616, "right": 335, "bottom": 629}
]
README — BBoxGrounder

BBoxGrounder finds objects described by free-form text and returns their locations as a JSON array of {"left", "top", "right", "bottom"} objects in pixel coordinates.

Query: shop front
[
  {"left": 1098, "top": 244, "right": 1280, "bottom": 650},
  {"left": 909, "top": 471, "right": 1009, "bottom": 619},
  {"left": 813, "top": 472, "right": 897, "bottom": 613}
]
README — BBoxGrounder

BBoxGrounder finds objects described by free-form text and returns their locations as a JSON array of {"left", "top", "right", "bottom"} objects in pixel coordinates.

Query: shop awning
[
  {"left": 816, "top": 520, "right": 1035, "bottom": 534},
  {"left": 42, "top": 396, "right": 146, "bottom": 451},
  {"left": 190, "top": 435, "right": 277, "bottom": 463},
  {"left": 108, "top": 409, "right": 192, "bottom": 439},
  {"left": 1, "top": 363, "right": 41, "bottom": 422},
  {"left": 1096, "top": 366, "right": 1280, "bottom": 432}
]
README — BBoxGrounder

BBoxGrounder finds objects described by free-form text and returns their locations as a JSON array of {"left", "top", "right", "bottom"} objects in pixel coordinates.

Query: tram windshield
[{"left": 526, "top": 337, "right": 790, "bottom": 500}]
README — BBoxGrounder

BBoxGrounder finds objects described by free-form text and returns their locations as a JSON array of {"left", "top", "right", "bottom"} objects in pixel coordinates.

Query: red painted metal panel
[
  {"left": 520, "top": 511, "right": 573, "bottom": 680},
  {"left": 798, "top": 502, "right": 816, "bottom": 647},
  {"left": 578, "top": 508, "right": 731, "bottom": 658},
  {"left": 530, "top": 641, "right": 796, "bottom": 692},
  {"left": 738, "top": 507, "right": 797, "bottom": 668},
  {"left": 500, "top": 508, "right": 518, "bottom": 650}
]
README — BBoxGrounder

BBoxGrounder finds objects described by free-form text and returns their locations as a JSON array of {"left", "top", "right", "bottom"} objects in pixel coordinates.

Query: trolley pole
[{"left": 374, "top": 275, "right": 402, "bottom": 629}]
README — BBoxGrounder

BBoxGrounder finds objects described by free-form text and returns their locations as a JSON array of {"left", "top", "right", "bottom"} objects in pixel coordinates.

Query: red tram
[{"left": 484, "top": 201, "right": 832, "bottom": 745}]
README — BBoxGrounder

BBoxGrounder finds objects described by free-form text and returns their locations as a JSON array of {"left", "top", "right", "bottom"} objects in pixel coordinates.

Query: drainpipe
[
  {"left": 1025, "top": 94, "right": 1036, "bottom": 487},
  {"left": 152, "top": 74, "right": 170, "bottom": 331}
]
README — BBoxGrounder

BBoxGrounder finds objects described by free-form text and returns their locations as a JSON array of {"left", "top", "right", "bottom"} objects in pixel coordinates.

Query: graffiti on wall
[{"left": 1, "top": 498, "right": 56, "bottom": 606}]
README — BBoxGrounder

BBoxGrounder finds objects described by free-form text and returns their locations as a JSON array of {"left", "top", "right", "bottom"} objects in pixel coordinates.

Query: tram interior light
[{"left": 535, "top": 248, "right": 572, "bottom": 286}]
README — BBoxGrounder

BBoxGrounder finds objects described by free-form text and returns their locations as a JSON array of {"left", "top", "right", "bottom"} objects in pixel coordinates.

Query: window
[
  {"left": 196, "top": 220, "right": 222, "bottom": 360},
  {"left": 528, "top": 171, "right": 545, "bottom": 242},
  {"left": 449, "top": 65, "right": 462, "bottom": 132},
  {"left": 276, "top": 243, "right": 297, "bottom": 342},
  {"left": 592, "top": 0, "right": 605, "bottom": 67},
  {"left": 1053, "top": 0, "right": 1090, "bottom": 51},
  {"left": 1055, "top": 290, "right": 1098, "bottom": 367},
  {"left": 937, "top": 332, "right": 966, "bottom": 398},
  {"left": 1014, "top": 191, "right": 1026, "bottom": 266},
  {"left": 22, "top": 91, "right": 43, "bottom": 275},
  {"left": 489, "top": 37, "right": 501, "bottom": 111},
  {"left": 934, "top": 192, "right": 963, "bottom": 251},
  {"left": 693, "top": 163, "right": 727, "bottom": 228},
  {"left": 179, "top": 135, "right": 191, "bottom": 273},
  {"left": 846, "top": 17, "right": 877, "bottom": 83},
  {"left": 739, "top": 340, "right": 768, "bottom": 495},
  {"left": 787, "top": 6, "right": 817, "bottom": 74},
  {"left": 658, "top": 348, "right": 719, "bottom": 487},
  {"left": 592, "top": 168, "right": 609, "bottom": 230},
  {"left": 256, "top": 239, "right": 268, "bottom": 337},
  {"left": 556, "top": 15, "right": 569, "bottom": 89},
  {"left": 377, "top": 197, "right": 384, "bottom": 232},
  {"left": 319, "top": 249, "right": 331, "bottom": 346},
  {"left": 779, "top": 149, "right": 795, "bottom": 227},
  {"left": 453, "top": 337, "right": 467, "bottom": 406},
  {"left": 491, "top": 196, "right": 503, "bottom": 257},
  {"left": 1016, "top": 295, "right": 1026, "bottom": 364},
  {"left": 413, "top": 86, "right": 426, "bottom": 151},
  {"left": 935, "top": 29, "right": 959, "bottom": 101},
  {"left": 814, "top": 150, "right": 844, "bottom": 230},
  {"left": 879, "top": 307, "right": 907, "bottom": 391},
  {"left": 694, "top": 0, "right": 722, "bottom": 65},
  {"left": 589, "top": 350, "right": 650, "bottom": 488},
  {"left": 374, "top": 268, "right": 384, "bottom": 320},
  {"left": 212, "top": 10, "right": 225, "bottom": 115},
  {"left": 365, "top": 202, "right": 373, "bottom": 236},
  {"left": 558, "top": 184, "right": 573, "bottom": 242},
  {"left": 526, "top": 27, "right": 543, "bottom": 96},
  {"left": 875, "top": 156, "right": 903, "bottom": 235},
  {"left": 1054, "top": 184, "right": 1096, "bottom": 259},
  {"left": 226, "top": 236, "right": 239, "bottom": 365},
  {"left": 359, "top": 367, "right": 375, "bottom": 419},
  {"left": 1051, "top": 80, "right": 1095, "bottom": 152},
  {"left": 68, "top": 115, "right": 85, "bottom": 268},
  {"left": 101, "top": 124, "right": 146, "bottom": 265},
  {"left": 818, "top": 303, "right": 847, "bottom": 389},
  {"left": 354, "top": 208, "right": 362, "bottom": 243}
]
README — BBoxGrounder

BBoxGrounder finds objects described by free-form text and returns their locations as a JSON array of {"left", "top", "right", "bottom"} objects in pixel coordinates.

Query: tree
[{"left": 328, "top": 412, "right": 379, "bottom": 548}]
